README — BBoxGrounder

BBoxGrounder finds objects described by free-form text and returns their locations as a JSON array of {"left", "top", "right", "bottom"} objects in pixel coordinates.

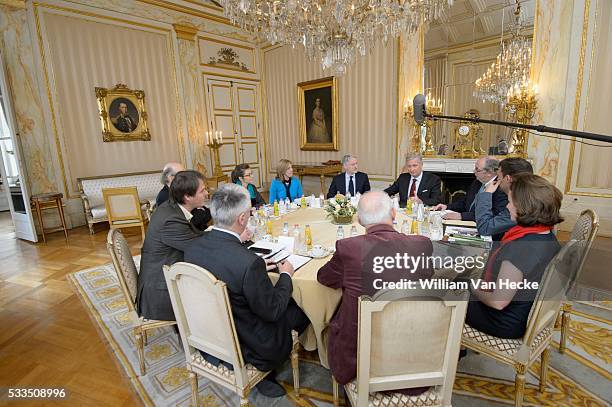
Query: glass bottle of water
[
  {"left": 292, "top": 224, "right": 302, "bottom": 253},
  {"left": 350, "top": 225, "right": 358, "bottom": 237},
  {"left": 282, "top": 222, "right": 289, "bottom": 236},
  {"left": 336, "top": 225, "right": 344, "bottom": 240}
]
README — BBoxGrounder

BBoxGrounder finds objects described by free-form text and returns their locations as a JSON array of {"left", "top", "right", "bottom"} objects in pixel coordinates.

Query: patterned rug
[{"left": 67, "top": 259, "right": 611, "bottom": 406}]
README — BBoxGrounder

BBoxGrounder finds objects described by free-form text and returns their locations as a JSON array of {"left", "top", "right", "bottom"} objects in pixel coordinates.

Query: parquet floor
[
  {"left": 0, "top": 211, "right": 609, "bottom": 406},
  {"left": 0, "top": 219, "right": 144, "bottom": 406}
]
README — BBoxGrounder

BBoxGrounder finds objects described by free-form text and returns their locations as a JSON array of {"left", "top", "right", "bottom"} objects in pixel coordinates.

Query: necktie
[
  {"left": 409, "top": 178, "right": 417, "bottom": 198},
  {"left": 348, "top": 175, "right": 355, "bottom": 196}
]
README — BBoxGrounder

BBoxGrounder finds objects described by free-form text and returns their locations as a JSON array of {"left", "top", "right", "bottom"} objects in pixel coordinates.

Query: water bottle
[
  {"left": 292, "top": 224, "right": 302, "bottom": 253},
  {"left": 350, "top": 225, "right": 358, "bottom": 237},
  {"left": 336, "top": 226, "right": 345, "bottom": 240},
  {"left": 416, "top": 203, "right": 425, "bottom": 222},
  {"left": 401, "top": 220, "right": 410, "bottom": 234},
  {"left": 282, "top": 222, "right": 289, "bottom": 236},
  {"left": 285, "top": 197, "right": 291, "bottom": 209}
]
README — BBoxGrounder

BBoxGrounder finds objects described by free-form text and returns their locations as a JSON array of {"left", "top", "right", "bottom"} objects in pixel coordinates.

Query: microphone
[
  {"left": 409, "top": 94, "right": 612, "bottom": 144},
  {"left": 412, "top": 94, "right": 427, "bottom": 125}
]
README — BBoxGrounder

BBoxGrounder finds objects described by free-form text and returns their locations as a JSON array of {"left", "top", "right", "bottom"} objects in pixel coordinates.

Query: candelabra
[
  {"left": 403, "top": 102, "right": 423, "bottom": 154},
  {"left": 423, "top": 99, "right": 443, "bottom": 156},
  {"left": 505, "top": 84, "right": 537, "bottom": 157},
  {"left": 206, "top": 131, "right": 225, "bottom": 177}
]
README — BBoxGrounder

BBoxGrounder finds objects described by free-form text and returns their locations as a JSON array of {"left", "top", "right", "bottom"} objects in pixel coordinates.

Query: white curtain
[{"left": 424, "top": 57, "right": 447, "bottom": 149}]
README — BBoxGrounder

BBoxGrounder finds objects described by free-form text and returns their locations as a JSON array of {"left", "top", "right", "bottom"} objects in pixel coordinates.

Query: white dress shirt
[{"left": 178, "top": 204, "right": 193, "bottom": 221}]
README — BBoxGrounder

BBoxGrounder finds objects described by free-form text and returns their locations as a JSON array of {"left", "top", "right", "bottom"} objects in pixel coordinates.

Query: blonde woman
[{"left": 269, "top": 159, "right": 303, "bottom": 203}]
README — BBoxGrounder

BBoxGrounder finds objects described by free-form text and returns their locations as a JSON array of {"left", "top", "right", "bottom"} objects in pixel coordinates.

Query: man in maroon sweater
[{"left": 317, "top": 190, "right": 434, "bottom": 386}]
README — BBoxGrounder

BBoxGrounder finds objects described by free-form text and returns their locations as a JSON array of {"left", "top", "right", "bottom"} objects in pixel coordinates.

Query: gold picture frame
[
  {"left": 298, "top": 76, "right": 338, "bottom": 151},
  {"left": 95, "top": 84, "right": 150, "bottom": 142}
]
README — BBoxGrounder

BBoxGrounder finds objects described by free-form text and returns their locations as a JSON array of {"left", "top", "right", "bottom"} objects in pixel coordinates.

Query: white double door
[{"left": 204, "top": 76, "right": 264, "bottom": 189}]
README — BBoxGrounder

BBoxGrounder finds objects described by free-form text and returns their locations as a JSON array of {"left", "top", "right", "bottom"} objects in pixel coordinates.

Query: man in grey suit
[{"left": 136, "top": 170, "right": 208, "bottom": 321}]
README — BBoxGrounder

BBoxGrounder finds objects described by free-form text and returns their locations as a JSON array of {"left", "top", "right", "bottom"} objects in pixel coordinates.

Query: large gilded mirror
[{"left": 422, "top": 0, "right": 536, "bottom": 157}]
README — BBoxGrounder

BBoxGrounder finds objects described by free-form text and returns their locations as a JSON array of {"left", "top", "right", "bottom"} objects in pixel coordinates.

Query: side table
[{"left": 31, "top": 192, "right": 68, "bottom": 243}]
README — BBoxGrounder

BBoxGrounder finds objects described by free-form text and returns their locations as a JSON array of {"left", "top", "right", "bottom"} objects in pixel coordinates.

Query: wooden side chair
[
  {"left": 333, "top": 289, "right": 469, "bottom": 407},
  {"left": 103, "top": 186, "right": 147, "bottom": 241},
  {"left": 164, "top": 262, "right": 300, "bottom": 407},
  {"left": 558, "top": 209, "right": 599, "bottom": 353},
  {"left": 461, "top": 240, "right": 582, "bottom": 407},
  {"left": 106, "top": 229, "right": 176, "bottom": 375}
]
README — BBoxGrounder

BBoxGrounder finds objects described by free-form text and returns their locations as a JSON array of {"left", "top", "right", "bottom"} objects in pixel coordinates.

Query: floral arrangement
[{"left": 325, "top": 194, "right": 357, "bottom": 223}]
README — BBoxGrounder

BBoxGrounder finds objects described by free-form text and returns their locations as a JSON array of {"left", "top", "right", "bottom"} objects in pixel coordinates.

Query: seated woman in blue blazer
[{"left": 269, "top": 159, "right": 303, "bottom": 203}]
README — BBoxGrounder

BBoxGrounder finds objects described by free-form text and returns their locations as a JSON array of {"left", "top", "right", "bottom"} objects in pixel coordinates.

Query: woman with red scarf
[{"left": 465, "top": 174, "right": 563, "bottom": 339}]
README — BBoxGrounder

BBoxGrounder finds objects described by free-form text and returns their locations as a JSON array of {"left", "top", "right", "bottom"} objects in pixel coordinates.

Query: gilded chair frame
[
  {"left": 164, "top": 262, "right": 300, "bottom": 406},
  {"left": 333, "top": 289, "right": 468, "bottom": 407},
  {"left": 558, "top": 209, "right": 599, "bottom": 353},
  {"left": 106, "top": 229, "right": 176, "bottom": 376},
  {"left": 461, "top": 240, "right": 582, "bottom": 407},
  {"left": 103, "top": 186, "right": 147, "bottom": 241}
]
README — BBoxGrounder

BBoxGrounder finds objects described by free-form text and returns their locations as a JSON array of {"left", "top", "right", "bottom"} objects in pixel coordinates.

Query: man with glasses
[
  {"left": 184, "top": 184, "right": 310, "bottom": 398},
  {"left": 433, "top": 156, "right": 505, "bottom": 221}
]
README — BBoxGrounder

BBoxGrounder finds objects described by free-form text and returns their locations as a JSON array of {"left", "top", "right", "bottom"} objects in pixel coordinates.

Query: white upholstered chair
[
  {"left": 103, "top": 186, "right": 147, "bottom": 241},
  {"left": 558, "top": 210, "right": 599, "bottom": 353},
  {"left": 164, "top": 262, "right": 300, "bottom": 406},
  {"left": 461, "top": 240, "right": 582, "bottom": 407},
  {"left": 333, "top": 289, "right": 468, "bottom": 407},
  {"left": 106, "top": 229, "right": 176, "bottom": 375}
]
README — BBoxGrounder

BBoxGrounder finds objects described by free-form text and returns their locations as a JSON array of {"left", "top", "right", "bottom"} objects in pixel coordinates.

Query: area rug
[{"left": 68, "top": 259, "right": 611, "bottom": 406}]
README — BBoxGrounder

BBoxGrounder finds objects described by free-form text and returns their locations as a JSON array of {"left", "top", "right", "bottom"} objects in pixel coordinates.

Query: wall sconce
[{"left": 206, "top": 130, "right": 224, "bottom": 177}]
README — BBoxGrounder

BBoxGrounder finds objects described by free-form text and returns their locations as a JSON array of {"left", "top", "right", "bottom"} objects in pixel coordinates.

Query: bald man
[
  {"left": 156, "top": 162, "right": 211, "bottom": 230},
  {"left": 317, "top": 190, "right": 433, "bottom": 388}
]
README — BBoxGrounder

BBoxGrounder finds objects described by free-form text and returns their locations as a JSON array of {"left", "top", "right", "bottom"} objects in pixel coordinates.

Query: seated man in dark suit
[
  {"left": 326, "top": 154, "right": 371, "bottom": 198},
  {"left": 184, "top": 184, "right": 310, "bottom": 398},
  {"left": 156, "top": 162, "right": 211, "bottom": 230},
  {"left": 475, "top": 157, "right": 533, "bottom": 240},
  {"left": 137, "top": 170, "right": 208, "bottom": 321},
  {"left": 385, "top": 153, "right": 442, "bottom": 207},
  {"left": 433, "top": 156, "right": 507, "bottom": 221},
  {"left": 318, "top": 190, "right": 434, "bottom": 388}
]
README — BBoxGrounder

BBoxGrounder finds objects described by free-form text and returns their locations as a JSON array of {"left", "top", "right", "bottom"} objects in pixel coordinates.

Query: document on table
[
  {"left": 248, "top": 241, "right": 285, "bottom": 258},
  {"left": 285, "top": 254, "right": 311, "bottom": 271}
]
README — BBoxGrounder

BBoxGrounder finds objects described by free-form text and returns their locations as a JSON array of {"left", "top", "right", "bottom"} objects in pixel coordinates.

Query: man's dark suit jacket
[
  {"left": 183, "top": 229, "right": 296, "bottom": 371},
  {"left": 137, "top": 200, "right": 203, "bottom": 321},
  {"left": 448, "top": 179, "right": 508, "bottom": 222},
  {"left": 384, "top": 172, "right": 442, "bottom": 207},
  {"left": 156, "top": 185, "right": 211, "bottom": 231},
  {"left": 327, "top": 171, "right": 371, "bottom": 198},
  {"left": 317, "top": 224, "right": 434, "bottom": 385}
]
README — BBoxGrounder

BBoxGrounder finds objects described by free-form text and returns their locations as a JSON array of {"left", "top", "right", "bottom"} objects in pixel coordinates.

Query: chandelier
[
  {"left": 220, "top": 0, "right": 453, "bottom": 75},
  {"left": 473, "top": 2, "right": 532, "bottom": 105}
]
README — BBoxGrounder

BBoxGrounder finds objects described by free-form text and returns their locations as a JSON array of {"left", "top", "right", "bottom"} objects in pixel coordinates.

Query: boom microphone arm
[{"left": 412, "top": 94, "right": 612, "bottom": 144}]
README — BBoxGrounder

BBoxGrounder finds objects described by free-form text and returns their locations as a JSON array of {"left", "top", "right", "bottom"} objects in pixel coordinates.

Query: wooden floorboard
[{"left": 0, "top": 222, "right": 143, "bottom": 406}]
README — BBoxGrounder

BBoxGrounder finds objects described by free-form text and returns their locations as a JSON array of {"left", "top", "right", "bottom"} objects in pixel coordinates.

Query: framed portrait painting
[
  {"left": 95, "top": 84, "right": 150, "bottom": 142},
  {"left": 298, "top": 76, "right": 338, "bottom": 151}
]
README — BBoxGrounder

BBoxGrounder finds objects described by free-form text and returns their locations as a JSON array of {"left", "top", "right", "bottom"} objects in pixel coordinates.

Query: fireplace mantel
[{"left": 422, "top": 158, "right": 477, "bottom": 174}]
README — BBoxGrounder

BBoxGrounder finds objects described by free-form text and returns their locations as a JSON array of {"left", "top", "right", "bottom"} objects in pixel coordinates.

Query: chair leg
[
  {"left": 189, "top": 371, "right": 199, "bottom": 407},
  {"left": 143, "top": 330, "right": 148, "bottom": 346},
  {"left": 540, "top": 348, "right": 550, "bottom": 392},
  {"left": 135, "top": 328, "right": 145, "bottom": 376},
  {"left": 291, "top": 343, "right": 300, "bottom": 397},
  {"left": 559, "top": 304, "right": 572, "bottom": 354},
  {"left": 332, "top": 376, "right": 340, "bottom": 407},
  {"left": 514, "top": 363, "right": 526, "bottom": 407}
]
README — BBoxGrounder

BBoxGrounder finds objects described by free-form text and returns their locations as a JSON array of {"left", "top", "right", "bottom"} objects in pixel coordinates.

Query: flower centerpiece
[{"left": 325, "top": 194, "right": 357, "bottom": 224}]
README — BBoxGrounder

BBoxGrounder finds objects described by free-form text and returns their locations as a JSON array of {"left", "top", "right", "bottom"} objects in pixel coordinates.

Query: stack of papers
[{"left": 249, "top": 241, "right": 312, "bottom": 270}]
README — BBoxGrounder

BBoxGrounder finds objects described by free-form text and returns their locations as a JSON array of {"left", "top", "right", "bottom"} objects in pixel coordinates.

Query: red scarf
[{"left": 483, "top": 225, "right": 553, "bottom": 283}]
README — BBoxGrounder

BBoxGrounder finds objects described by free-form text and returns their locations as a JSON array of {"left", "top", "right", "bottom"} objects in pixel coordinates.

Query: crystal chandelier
[
  {"left": 473, "top": 3, "right": 532, "bottom": 105},
  {"left": 220, "top": 0, "right": 452, "bottom": 75}
]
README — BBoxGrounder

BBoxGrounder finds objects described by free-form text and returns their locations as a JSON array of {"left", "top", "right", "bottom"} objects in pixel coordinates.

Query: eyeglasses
[{"left": 474, "top": 168, "right": 485, "bottom": 173}]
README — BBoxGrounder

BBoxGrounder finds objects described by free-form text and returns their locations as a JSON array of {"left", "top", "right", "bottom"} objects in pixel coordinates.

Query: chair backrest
[
  {"left": 103, "top": 187, "right": 144, "bottom": 226},
  {"left": 106, "top": 229, "right": 138, "bottom": 311},
  {"left": 354, "top": 289, "right": 468, "bottom": 407},
  {"left": 164, "top": 262, "right": 250, "bottom": 387},
  {"left": 523, "top": 240, "right": 582, "bottom": 350},
  {"left": 568, "top": 209, "right": 599, "bottom": 292}
]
